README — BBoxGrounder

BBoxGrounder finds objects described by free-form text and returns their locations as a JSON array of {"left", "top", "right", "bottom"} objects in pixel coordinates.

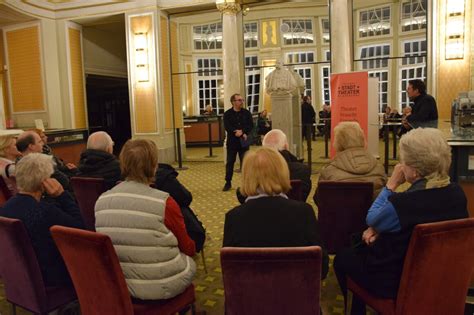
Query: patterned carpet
[
  {"left": 0, "top": 138, "right": 397, "bottom": 314},
  {"left": 177, "top": 158, "right": 345, "bottom": 315}
]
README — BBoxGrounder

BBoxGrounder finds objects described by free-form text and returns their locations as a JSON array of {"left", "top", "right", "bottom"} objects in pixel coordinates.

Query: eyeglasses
[{"left": 234, "top": 99, "right": 244, "bottom": 102}]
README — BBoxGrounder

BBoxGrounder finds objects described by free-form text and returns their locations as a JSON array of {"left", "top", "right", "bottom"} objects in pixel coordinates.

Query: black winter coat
[
  {"left": 77, "top": 149, "right": 121, "bottom": 190},
  {"left": 155, "top": 163, "right": 192, "bottom": 207}
]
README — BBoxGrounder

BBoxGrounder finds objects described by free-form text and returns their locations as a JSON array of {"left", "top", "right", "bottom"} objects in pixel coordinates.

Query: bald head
[
  {"left": 262, "top": 129, "right": 288, "bottom": 151},
  {"left": 87, "top": 131, "right": 113, "bottom": 153}
]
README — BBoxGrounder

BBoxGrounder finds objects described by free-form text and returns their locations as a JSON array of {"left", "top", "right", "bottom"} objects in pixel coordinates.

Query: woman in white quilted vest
[{"left": 95, "top": 139, "right": 196, "bottom": 300}]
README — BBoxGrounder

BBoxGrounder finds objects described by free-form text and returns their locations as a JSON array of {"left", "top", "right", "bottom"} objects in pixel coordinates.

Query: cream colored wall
[
  {"left": 82, "top": 26, "right": 127, "bottom": 78},
  {"left": 436, "top": 0, "right": 472, "bottom": 120}
]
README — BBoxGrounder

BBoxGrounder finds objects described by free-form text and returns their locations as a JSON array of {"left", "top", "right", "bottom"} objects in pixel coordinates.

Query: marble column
[
  {"left": 216, "top": 0, "right": 243, "bottom": 110},
  {"left": 330, "top": 0, "right": 352, "bottom": 74}
]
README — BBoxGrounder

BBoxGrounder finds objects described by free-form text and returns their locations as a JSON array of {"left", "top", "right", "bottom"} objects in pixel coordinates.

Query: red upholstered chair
[
  {"left": 315, "top": 181, "right": 373, "bottom": 254},
  {"left": 347, "top": 218, "right": 474, "bottom": 315},
  {"left": 50, "top": 225, "right": 196, "bottom": 315},
  {"left": 0, "top": 176, "right": 13, "bottom": 206},
  {"left": 287, "top": 179, "right": 303, "bottom": 201},
  {"left": 0, "top": 217, "right": 77, "bottom": 314},
  {"left": 221, "top": 246, "right": 322, "bottom": 315},
  {"left": 70, "top": 177, "right": 107, "bottom": 231}
]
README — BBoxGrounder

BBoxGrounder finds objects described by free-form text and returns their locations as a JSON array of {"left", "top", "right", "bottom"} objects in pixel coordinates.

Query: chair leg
[
  {"left": 345, "top": 291, "right": 353, "bottom": 315},
  {"left": 191, "top": 303, "right": 196, "bottom": 315},
  {"left": 201, "top": 249, "right": 208, "bottom": 274},
  {"left": 10, "top": 303, "right": 16, "bottom": 315}
]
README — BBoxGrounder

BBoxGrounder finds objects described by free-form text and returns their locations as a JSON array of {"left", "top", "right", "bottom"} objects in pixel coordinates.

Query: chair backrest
[
  {"left": 70, "top": 177, "right": 106, "bottom": 231},
  {"left": 0, "top": 176, "right": 13, "bottom": 206},
  {"left": 395, "top": 218, "right": 474, "bottom": 315},
  {"left": 287, "top": 179, "right": 303, "bottom": 201},
  {"left": 51, "top": 225, "right": 134, "bottom": 315},
  {"left": 316, "top": 181, "right": 373, "bottom": 254},
  {"left": 0, "top": 217, "right": 49, "bottom": 312},
  {"left": 221, "top": 246, "right": 322, "bottom": 315}
]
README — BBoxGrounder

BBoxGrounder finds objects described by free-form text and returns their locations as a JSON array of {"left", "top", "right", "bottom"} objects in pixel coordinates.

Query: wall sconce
[
  {"left": 445, "top": 0, "right": 465, "bottom": 60},
  {"left": 134, "top": 32, "right": 149, "bottom": 82}
]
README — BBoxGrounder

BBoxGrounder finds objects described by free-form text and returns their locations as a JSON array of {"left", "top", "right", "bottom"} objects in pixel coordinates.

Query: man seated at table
[
  {"left": 318, "top": 104, "right": 331, "bottom": 137},
  {"left": 403, "top": 79, "right": 438, "bottom": 129}
]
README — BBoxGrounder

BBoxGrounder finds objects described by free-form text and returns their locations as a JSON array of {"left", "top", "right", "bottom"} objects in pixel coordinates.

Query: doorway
[{"left": 86, "top": 74, "right": 131, "bottom": 154}]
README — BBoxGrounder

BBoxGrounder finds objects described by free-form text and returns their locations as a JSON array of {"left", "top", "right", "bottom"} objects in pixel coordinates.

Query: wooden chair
[
  {"left": 0, "top": 217, "right": 77, "bottom": 315},
  {"left": 347, "top": 218, "right": 474, "bottom": 315},
  {"left": 51, "top": 225, "right": 196, "bottom": 315},
  {"left": 315, "top": 181, "right": 373, "bottom": 254},
  {"left": 221, "top": 246, "right": 322, "bottom": 315},
  {"left": 70, "top": 177, "right": 107, "bottom": 231}
]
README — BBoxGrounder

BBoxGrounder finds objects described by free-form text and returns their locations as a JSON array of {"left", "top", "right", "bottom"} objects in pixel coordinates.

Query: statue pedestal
[{"left": 270, "top": 94, "right": 302, "bottom": 158}]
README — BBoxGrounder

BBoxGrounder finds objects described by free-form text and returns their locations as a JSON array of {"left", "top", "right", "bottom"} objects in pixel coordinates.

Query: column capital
[{"left": 216, "top": 1, "right": 240, "bottom": 15}]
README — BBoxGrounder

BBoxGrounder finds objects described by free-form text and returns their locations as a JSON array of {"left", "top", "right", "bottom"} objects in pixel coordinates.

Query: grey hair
[
  {"left": 262, "top": 129, "right": 288, "bottom": 151},
  {"left": 87, "top": 131, "right": 113, "bottom": 151},
  {"left": 399, "top": 128, "right": 451, "bottom": 177},
  {"left": 333, "top": 121, "right": 365, "bottom": 152},
  {"left": 16, "top": 153, "right": 54, "bottom": 192}
]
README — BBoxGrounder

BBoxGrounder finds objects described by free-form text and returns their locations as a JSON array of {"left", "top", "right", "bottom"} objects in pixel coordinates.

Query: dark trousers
[
  {"left": 334, "top": 246, "right": 398, "bottom": 315},
  {"left": 225, "top": 146, "right": 248, "bottom": 183},
  {"left": 334, "top": 247, "right": 397, "bottom": 315},
  {"left": 334, "top": 248, "right": 368, "bottom": 315}
]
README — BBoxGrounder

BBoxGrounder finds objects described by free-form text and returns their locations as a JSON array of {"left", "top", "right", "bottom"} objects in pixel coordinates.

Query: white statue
[
  {"left": 265, "top": 61, "right": 302, "bottom": 96},
  {"left": 288, "top": 65, "right": 305, "bottom": 96}
]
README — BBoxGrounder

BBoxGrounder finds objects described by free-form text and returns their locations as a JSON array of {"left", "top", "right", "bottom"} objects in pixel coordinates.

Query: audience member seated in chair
[
  {"left": 334, "top": 128, "right": 468, "bottom": 315},
  {"left": 262, "top": 129, "right": 311, "bottom": 201},
  {"left": 16, "top": 131, "right": 72, "bottom": 193},
  {"left": 314, "top": 121, "right": 386, "bottom": 204},
  {"left": 95, "top": 139, "right": 196, "bottom": 300},
  {"left": 0, "top": 130, "right": 22, "bottom": 195},
  {"left": 155, "top": 163, "right": 206, "bottom": 253},
  {"left": 0, "top": 153, "right": 85, "bottom": 286},
  {"left": 155, "top": 163, "right": 193, "bottom": 208},
  {"left": 30, "top": 128, "right": 79, "bottom": 178},
  {"left": 256, "top": 109, "right": 272, "bottom": 143},
  {"left": 77, "top": 131, "right": 121, "bottom": 190},
  {"left": 223, "top": 147, "right": 328, "bottom": 279},
  {"left": 235, "top": 129, "right": 312, "bottom": 203}
]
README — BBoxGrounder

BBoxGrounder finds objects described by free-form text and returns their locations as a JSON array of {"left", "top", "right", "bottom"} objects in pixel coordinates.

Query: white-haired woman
[
  {"left": 334, "top": 128, "right": 468, "bottom": 314},
  {"left": 0, "top": 153, "right": 84, "bottom": 286},
  {"left": 0, "top": 132, "right": 22, "bottom": 194},
  {"left": 314, "top": 121, "right": 386, "bottom": 204},
  {"left": 223, "top": 147, "right": 328, "bottom": 279}
]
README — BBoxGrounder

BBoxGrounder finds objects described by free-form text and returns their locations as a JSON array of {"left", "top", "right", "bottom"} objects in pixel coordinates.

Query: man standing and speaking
[
  {"left": 403, "top": 79, "right": 438, "bottom": 129},
  {"left": 223, "top": 93, "right": 253, "bottom": 192}
]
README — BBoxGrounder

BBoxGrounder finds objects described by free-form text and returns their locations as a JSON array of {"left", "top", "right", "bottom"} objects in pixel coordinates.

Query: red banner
[{"left": 330, "top": 72, "right": 369, "bottom": 157}]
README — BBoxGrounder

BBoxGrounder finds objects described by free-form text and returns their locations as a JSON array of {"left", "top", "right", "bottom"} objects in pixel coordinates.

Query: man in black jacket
[
  {"left": 404, "top": 79, "right": 438, "bottom": 129},
  {"left": 77, "top": 131, "right": 121, "bottom": 190},
  {"left": 301, "top": 95, "right": 316, "bottom": 141},
  {"left": 262, "top": 129, "right": 312, "bottom": 201},
  {"left": 155, "top": 163, "right": 192, "bottom": 207},
  {"left": 223, "top": 93, "right": 254, "bottom": 191}
]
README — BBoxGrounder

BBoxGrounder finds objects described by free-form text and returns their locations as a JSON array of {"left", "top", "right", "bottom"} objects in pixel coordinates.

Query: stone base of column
[{"left": 271, "top": 94, "right": 302, "bottom": 158}]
